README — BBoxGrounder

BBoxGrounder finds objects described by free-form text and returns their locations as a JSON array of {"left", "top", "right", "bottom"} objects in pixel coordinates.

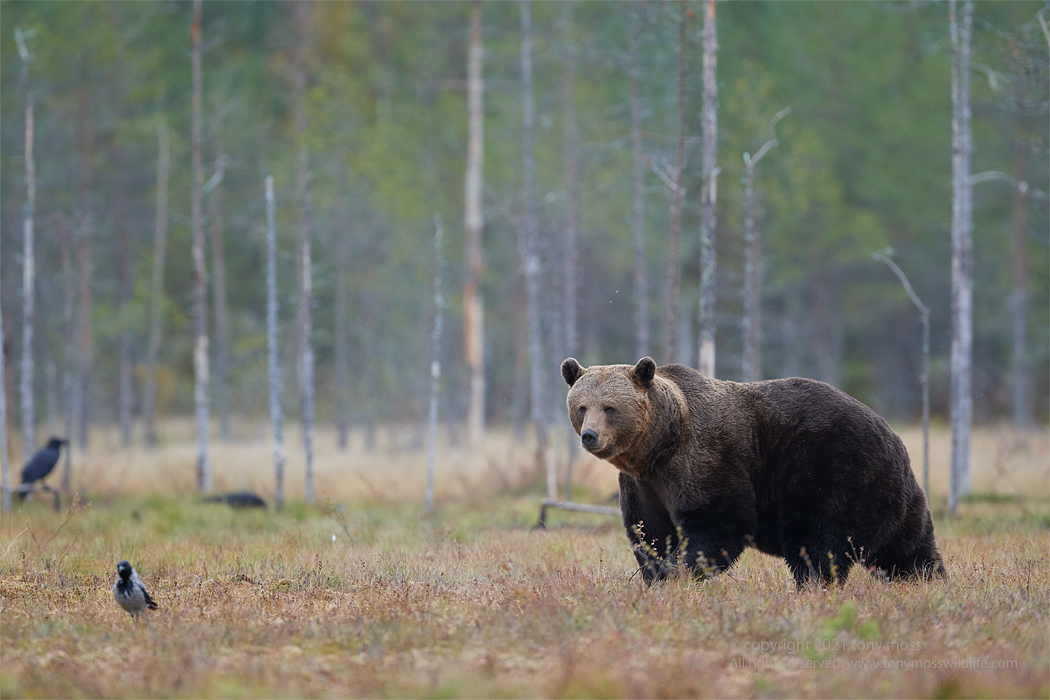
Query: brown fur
[{"left": 562, "top": 357, "right": 944, "bottom": 587}]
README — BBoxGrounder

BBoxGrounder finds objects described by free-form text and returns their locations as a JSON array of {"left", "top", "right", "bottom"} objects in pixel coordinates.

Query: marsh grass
[{"left": 1, "top": 425, "right": 1047, "bottom": 698}]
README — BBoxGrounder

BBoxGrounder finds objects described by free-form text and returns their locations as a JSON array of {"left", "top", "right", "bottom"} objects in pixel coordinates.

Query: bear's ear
[
  {"left": 632, "top": 357, "right": 657, "bottom": 387},
  {"left": 561, "top": 357, "right": 584, "bottom": 387}
]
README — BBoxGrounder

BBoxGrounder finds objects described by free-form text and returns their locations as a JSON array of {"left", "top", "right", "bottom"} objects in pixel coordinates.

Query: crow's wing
[
  {"left": 20, "top": 447, "right": 59, "bottom": 484},
  {"left": 143, "top": 585, "right": 159, "bottom": 610}
]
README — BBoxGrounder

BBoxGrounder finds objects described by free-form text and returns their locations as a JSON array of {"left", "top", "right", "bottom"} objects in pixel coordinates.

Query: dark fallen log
[
  {"left": 203, "top": 491, "right": 268, "bottom": 509},
  {"left": 6, "top": 483, "right": 61, "bottom": 512}
]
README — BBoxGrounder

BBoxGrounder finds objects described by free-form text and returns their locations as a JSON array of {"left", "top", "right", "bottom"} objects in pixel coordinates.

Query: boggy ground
[{"left": 1, "top": 426, "right": 1047, "bottom": 698}]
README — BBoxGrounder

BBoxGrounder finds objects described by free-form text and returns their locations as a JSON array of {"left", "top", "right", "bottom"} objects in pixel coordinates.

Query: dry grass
[{"left": 1, "top": 425, "right": 1047, "bottom": 698}]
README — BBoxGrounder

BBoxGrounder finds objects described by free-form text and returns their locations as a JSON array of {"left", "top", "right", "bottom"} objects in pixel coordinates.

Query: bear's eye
[{"left": 603, "top": 406, "right": 615, "bottom": 416}]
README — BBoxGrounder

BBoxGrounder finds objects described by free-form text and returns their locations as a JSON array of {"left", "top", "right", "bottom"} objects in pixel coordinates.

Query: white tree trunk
[
  {"left": 265, "top": 176, "right": 285, "bottom": 510},
  {"left": 209, "top": 161, "right": 230, "bottom": 441},
  {"left": 143, "top": 121, "right": 170, "bottom": 447},
  {"left": 74, "top": 84, "right": 93, "bottom": 452},
  {"left": 0, "top": 224, "right": 10, "bottom": 512},
  {"left": 741, "top": 156, "right": 761, "bottom": 383},
  {"left": 191, "top": 0, "right": 211, "bottom": 492},
  {"left": 425, "top": 215, "right": 445, "bottom": 514},
  {"left": 665, "top": 9, "right": 687, "bottom": 364},
  {"left": 520, "top": 0, "right": 555, "bottom": 500},
  {"left": 295, "top": 1, "right": 315, "bottom": 505},
  {"left": 59, "top": 219, "right": 75, "bottom": 492},
  {"left": 949, "top": 0, "right": 973, "bottom": 514},
  {"left": 19, "top": 39, "right": 35, "bottom": 456},
  {"left": 464, "top": 1, "right": 486, "bottom": 447},
  {"left": 561, "top": 0, "right": 580, "bottom": 499},
  {"left": 697, "top": 0, "right": 718, "bottom": 377},
  {"left": 1010, "top": 139, "right": 1032, "bottom": 427},
  {"left": 627, "top": 6, "right": 648, "bottom": 360},
  {"left": 741, "top": 108, "right": 788, "bottom": 383},
  {"left": 335, "top": 169, "right": 350, "bottom": 450}
]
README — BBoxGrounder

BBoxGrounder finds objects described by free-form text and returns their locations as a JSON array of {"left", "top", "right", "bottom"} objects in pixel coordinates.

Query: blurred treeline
[{"left": 0, "top": 1, "right": 1046, "bottom": 444}]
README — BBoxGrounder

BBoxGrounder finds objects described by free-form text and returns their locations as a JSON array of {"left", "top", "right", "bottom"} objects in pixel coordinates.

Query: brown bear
[{"left": 561, "top": 356, "right": 944, "bottom": 587}]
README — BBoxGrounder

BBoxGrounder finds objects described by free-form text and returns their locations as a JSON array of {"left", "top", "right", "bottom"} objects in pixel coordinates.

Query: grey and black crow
[
  {"left": 113, "top": 560, "right": 158, "bottom": 618},
  {"left": 18, "top": 437, "right": 67, "bottom": 501}
]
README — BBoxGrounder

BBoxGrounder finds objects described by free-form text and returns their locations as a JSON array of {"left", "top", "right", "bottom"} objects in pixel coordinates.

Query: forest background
[{"left": 0, "top": 0, "right": 1047, "bottom": 467}]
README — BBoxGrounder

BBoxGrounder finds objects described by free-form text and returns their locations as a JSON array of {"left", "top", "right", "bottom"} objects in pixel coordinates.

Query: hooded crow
[
  {"left": 18, "top": 437, "right": 67, "bottom": 500},
  {"left": 113, "top": 560, "right": 158, "bottom": 618}
]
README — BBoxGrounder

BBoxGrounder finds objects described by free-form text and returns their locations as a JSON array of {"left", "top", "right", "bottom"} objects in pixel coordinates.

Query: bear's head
[{"left": 561, "top": 356, "right": 657, "bottom": 464}]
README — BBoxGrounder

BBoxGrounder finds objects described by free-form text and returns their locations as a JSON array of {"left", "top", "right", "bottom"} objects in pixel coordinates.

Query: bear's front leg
[
  {"left": 619, "top": 474, "right": 680, "bottom": 584},
  {"left": 672, "top": 494, "right": 757, "bottom": 579}
]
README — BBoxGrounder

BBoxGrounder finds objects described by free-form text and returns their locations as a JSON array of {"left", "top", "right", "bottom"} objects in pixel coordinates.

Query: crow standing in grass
[
  {"left": 18, "top": 437, "right": 67, "bottom": 501},
  {"left": 113, "top": 561, "right": 158, "bottom": 619}
]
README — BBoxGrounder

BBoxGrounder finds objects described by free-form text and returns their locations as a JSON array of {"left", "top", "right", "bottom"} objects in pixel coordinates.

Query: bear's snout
[{"left": 581, "top": 429, "right": 599, "bottom": 450}]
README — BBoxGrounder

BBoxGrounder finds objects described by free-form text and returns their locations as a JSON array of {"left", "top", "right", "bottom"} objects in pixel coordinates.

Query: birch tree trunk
[
  {"left": 561, "top": 1, "right": 579, "bottom": 362},
  {"left": 520, "top": 0, "right": 555, "bottom": 499},
  {"left": 560, "top": 1, "right": 580, "bottom": 498},
  {"left": 142, "top": 121, "right": 170, "bottom": 447},
  {"left": 665, "top": 8, "right": 687, "bottom": 365},
  {"left": 0, "top": 228, "right": 10, "bottom": 512},
  {"left": 628, "top": 6, "right": 648, "bottom": 360},
  {"left": 874, "top": 252, "right": 931, "bottom": 499},
  {"left": 59, "top": 218, "right": 74, "bottom": 492},
  {"left": 741, "top": 156, "right": 762, "bottom": 383},
  {"left": 741, "top": 108, "right": 788, "bottom": 383},
  {"left": 18, "top": 28, "right": 35, "bottom": 456},
  {"left": 334, "top": 167, "right": 350, "bottom": 450},
  {"left": 1010, "top": 138, "right": 1032, "bottom": 427},
  {"left": 949, "top": 0, "right": 973, "bottom": 514},
  {"left": 294, "top": 0, "right": 315, "bottom": 505},
  {"left": 464, "top": 1, "right": 486, "bottom": 447},
  {"left": 116, "top": 147, "right": 134, "bottom": 447},
  {"left": 265, "top": 176, "right": 285, "bottom": 511},
  {"left": 697, "top": 0, "right": 719, "bottom": 377},
  {"left": 425, "top": 215, "right": 445, "bottom": 514},
  {"left": 209, "top": 159, "right": 230, "bottom": 441},
  {"left": 75, "top": 85, "right": 93, "bottom": 452},
  {"left": 191, "top": 0, "right": 211, "bottom": 491}
]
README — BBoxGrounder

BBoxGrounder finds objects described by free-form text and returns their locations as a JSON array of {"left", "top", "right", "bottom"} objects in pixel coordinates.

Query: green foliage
[{"left": 0, "top": 1, "right": 1045, "bottom": 431}]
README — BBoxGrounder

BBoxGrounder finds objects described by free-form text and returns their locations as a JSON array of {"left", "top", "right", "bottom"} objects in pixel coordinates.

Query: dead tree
[
  {"left": 697, "top": 0, "right": 719, "bottom": 377},
  {"left": 191, "top": 0, "right": 211, "bottom": 491},
  {"left": 561, "top": 0, "right": 580, "bottom": 498},
  {"left": 74, "top": 84, "right": 93, "bottom": 452},
  {"left": 115, "top": 147, "right": 134, "bottom": 448},
  {"left": 1010, "top": 140, "right": 1032, "bottom": 428},
  {"left": 874, "top": 251, "right": 931, "bottom": 499},
  {"left": 425, "top": 215, "right": 446, "bottom": 515},
  {"left": 207, "top": 156, "right": 230, "bottom": 440},
  {"left": 520, "top": 0, "right": 556, "bottom": 499},
  {"left": 59, "top": 218, "right": 74, "bottom": 491},
  {"left": 265, "top": 176, "right": 285, "bottom": 510},
  {"left": 294, "top": 0, "right": 315, "bottom": 505},
  {"left": 627, "top": 6, "right": 648, "bottom": 360},
  {"left": 142, "top": 121, "right": 170, "bottom": 447},
  {"left": 17, "top": 27, "right": 36, "bottom": 457},
  {"left": 334, "top": 165, "right": 350, "bottom": 450},
  {"left": 464, "top": 1, "right": 486, "bottom": 447},
  {"left": 949, "top": 0, "right": 973, "bottom": 514},
  {"left": 665, "top": 7, "right": 687, "bottom": 364},
  {"left": 0, "top": 226, "right": 10, "bottom": 512},
  {"left": 741, "top": 107, "right": 789, "bottom": 383}
]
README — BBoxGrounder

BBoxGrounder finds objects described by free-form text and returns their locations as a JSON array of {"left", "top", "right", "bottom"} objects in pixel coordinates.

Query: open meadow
[{"left": 1, "top": 424, "right": 1048, "bottom": 699}]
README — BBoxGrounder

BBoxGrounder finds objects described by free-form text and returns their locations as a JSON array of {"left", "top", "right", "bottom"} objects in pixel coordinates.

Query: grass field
[{"left": 1, "top": 424, "right": 1047, "bottom": 698}]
